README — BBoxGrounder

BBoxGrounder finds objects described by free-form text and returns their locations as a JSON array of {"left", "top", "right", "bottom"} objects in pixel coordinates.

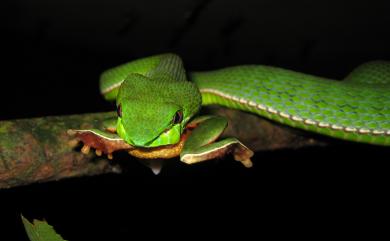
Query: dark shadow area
[
  {"left": 1, "top": 0, "right": 389, "bottom": 240},
  {"left": 2, "top": 143, "right": 390, "bottom": 240}
]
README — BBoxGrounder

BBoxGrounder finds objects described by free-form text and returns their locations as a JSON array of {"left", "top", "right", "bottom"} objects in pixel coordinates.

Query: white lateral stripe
[
  {"left": 358, "top": 129, "right": 370, "bottom": 134},
  {"left": 331, "top": 124, "right": 343, "bottom": 130},
  {"left": 199, "top": 88, "right": 389, "bottom": 136},
  {"left": 231, "top": 96, "right": 240, "bottom": 102},
  {"left": 279, "top": 112, "right": 291, "bottom": 118},
  {"left": 372, "top": 130, "right": 385, "bottom": 135},
  {"left": 318, "top": 122, "right": 330, "bottom": 128},
  {"left": 345, "top": 127, "right": 357, "bottom": 132},
  {"left": 101, "top": 80, "right": 124, "bottom": 94},
  {"left": 267, "top": 107, "right": 278, "bottom": 114},
  {"left": 248, "top": 101, "right": 257, "bottom": 107},
  {"left": 239, "top": 98, "right": 248, "bottom": 105},
  {"left": 291, "top": 116, "right": 303, "bottom": 122},
  {"left": 257, "top": 104, "right": 267, "bottom": 111},
  {"left": 304, "top": 119, "right": 316, "bottom": 125}
]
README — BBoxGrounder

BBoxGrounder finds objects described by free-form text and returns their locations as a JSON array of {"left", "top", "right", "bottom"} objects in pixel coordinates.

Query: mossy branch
[
  {"left": 0, "top": 108, "right": 326, "bottom": 189},
  {"left": 0, "top": 112, "right": 121, "bottom": 189}
]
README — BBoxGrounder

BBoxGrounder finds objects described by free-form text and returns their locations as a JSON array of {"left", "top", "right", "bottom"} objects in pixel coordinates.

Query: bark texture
[{"left": 0, "top": 108, "right": 326, "bottom": 189}]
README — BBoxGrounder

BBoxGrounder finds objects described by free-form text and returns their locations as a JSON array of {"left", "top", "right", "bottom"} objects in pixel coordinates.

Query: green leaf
[{"left": 21, "top": 215, "right": 67, "bottom": 241}]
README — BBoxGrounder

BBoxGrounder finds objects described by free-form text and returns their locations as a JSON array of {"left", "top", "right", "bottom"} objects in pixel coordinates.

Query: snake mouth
[
  {"left": 127, "top": 128, "right": 192, "bottom": 159},
  {"left": 116, "top": 118, "right": 182, "bottom": 148},
  {"left": 142, "top": 124, "right": 182, "bottom": 147}
]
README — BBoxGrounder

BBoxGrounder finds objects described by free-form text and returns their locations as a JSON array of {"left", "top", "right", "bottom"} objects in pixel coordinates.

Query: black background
[{"left": 1, "top": 0, "right": 390, "bottom": 240}]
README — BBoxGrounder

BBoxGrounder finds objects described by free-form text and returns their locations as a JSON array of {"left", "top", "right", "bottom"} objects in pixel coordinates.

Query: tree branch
[
  {"left": 0, "top": 108, "right": 326, "bottom": 189},
  {"left": 0, "top": 112, "right": 121, "bottom": 189}
]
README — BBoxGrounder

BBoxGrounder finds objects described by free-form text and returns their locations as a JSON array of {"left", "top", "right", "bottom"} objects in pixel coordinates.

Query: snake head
[
  {"left": 115, "top": 74, "right": 192, "bottom": 147},
  {"left": 116, "top": 100, "right": 183, "bottom": 147}
]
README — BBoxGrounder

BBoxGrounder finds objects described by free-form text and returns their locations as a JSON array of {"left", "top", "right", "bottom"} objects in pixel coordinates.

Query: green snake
[{"left": 71, "top": 53, "right": 390, "bottom": 171}]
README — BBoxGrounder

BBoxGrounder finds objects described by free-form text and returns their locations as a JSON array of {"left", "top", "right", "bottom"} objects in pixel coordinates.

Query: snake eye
[
  {"left": 117, "top": 104, "right": 122, "bottom": 117},
  {"left": 173, "top": 110, "right": 183, "bottom": 124}
]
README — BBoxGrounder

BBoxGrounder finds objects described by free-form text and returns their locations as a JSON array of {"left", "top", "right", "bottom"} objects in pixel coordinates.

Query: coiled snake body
[{"left": 71, "top": 54, "right": 390, "bottom": 171}]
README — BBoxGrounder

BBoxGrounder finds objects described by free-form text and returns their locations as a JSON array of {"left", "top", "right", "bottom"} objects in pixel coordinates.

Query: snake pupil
[
  {"left": 173, "top": 111, "right": 183, "bottom": 124},
  {"left": 117, "top": 104, "right": 122, "bottom": 117}
]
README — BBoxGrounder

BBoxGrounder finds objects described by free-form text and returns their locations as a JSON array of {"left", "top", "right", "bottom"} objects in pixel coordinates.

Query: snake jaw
[{"left": 67, "top": 127, "right": 193, "bottom": 160}]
